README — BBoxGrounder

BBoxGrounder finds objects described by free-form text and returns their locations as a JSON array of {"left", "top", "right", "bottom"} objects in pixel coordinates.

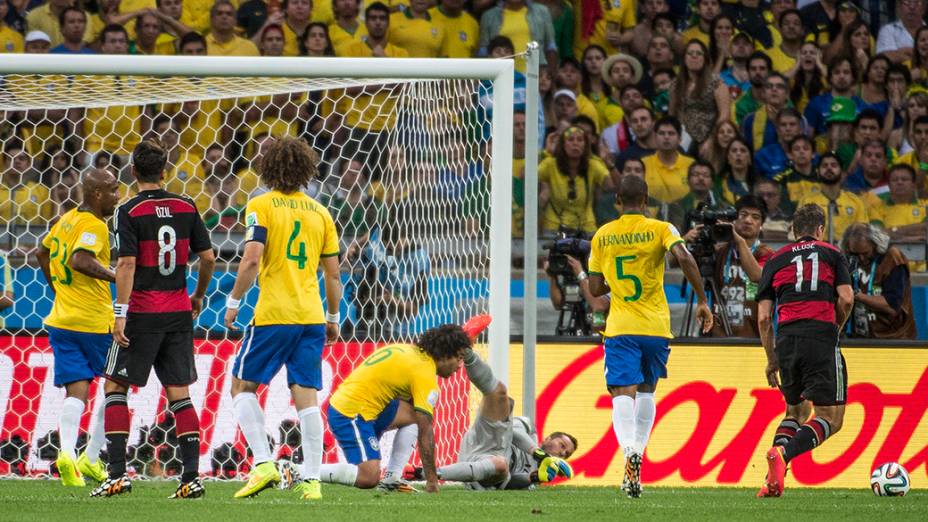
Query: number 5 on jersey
[{"left": 615, "top": 255, "right": 642, "bottom": 302}]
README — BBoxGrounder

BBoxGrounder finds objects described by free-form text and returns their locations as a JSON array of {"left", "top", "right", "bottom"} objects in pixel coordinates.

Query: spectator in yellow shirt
[
  {"left": 869, "top": 164, "right": 928, "bottom": 239},
  {"left": 149, "top": 115, "right": 206, "bottom": 196},
  {"left": 573, "top": 0, "right": 636, "bottom": 57},
  {"left": 430, "top": 0, "right": 478, "bottom": 58},
  {"left": 250, "top": 0, "right": 314, "bottom": 56},
  {"left": 681, "top": 0, "right": 720, "bottom": 47},
  {"left": 26, "top": 0, "right": 94, "bottom": 47},
  {"left": 798, "top": 151, "right": 868, "bottom": 243},
  {"left": 0, "top": 0, "right": 24, "bottom": 52},
  {"left": 329, "top": 0, "right": 367, "bottom": 54},
  {"left": 207, "top": 0, "right": 260, "bottom": 56},
  {"left": 641, "top": 117, "right": 696, "bottom": 204},
  {"left": 556, "top": 58, "right": 602, "bottom": 131},
  {"left": 388, "top": 0, "right": 444, "bottom": 57},
  {"left": 766, "top": 9, "right": 804, "bottom": 74},
  {"left": 258, "top": 22, "right": 285, "bottom": 55},
  {"left": 1, "top": 141, "right": 53, "bottom": 225},
  {"left": 131, "top": 11, "right": 177, "bottom": 54}
]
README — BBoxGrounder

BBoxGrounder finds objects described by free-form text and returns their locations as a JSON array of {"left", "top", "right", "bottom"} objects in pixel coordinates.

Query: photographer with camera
[
  {"left": 668, "top": 160, "right": 723, "bottom": 234},
  {"left": 545, "top": 232, "right": 609, "bottom": 336},
  {"left": 841, "top": 223, "right": 917, "bottom": 339},
  {"left": 703, "top": 196, "right": 774, "bottom": 337}
]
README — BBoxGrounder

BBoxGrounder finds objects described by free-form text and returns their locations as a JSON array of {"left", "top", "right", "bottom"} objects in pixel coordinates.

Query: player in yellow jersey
[
  {"left": 224, "top": 137, "right": 342, "bottom": 501},
  {"left": 319, "top": 324, "right": 471, "bottom": 494},
  {"left": 588, "top": 175, "right": 712, "bottom": 498},
  {"left": 36, "top": 169, "right": 120, "bottom": 487}
]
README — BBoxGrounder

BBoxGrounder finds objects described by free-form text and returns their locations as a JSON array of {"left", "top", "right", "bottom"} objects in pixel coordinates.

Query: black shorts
[
  {"left": 775, "top": 333, "right": 847, "bottom": 406},
  {"left": 104, "top": 328, "right": 197, "bottom": 387}
]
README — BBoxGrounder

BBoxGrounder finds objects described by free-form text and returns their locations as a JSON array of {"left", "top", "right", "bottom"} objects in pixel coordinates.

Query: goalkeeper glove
[{"left": 533, "top": 449, "right": 574, "bottom": 483}]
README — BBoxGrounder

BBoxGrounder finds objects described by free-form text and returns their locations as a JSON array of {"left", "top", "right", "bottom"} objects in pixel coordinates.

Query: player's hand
[
  {"left": 113, "top": 317, "right": 129, "bottom": 348},
  {"left": 325, "top": 321, "right": 339, "bottom": 344},
  {"left": 765, "top": 359, "right": 780, "bottom": 388},
  {"left": 425, "top": 479, "right": 439, "bottom": 493},
  {"left": 696, "top": 302, "right": 713, "bottom": 333},
  {"left": 190, "top": 295, "right": 204, "bottom": 320},
  {"left": 538, "top": 455, "right": 574, "bottom": 483},
  {"left": 224, "top": 307, "right": 240, "bottom": 330}
]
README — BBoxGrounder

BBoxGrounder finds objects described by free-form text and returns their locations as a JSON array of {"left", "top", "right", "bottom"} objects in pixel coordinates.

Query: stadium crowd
[{"left": 0, "top": 0, "right": 924, "bottom": 340}]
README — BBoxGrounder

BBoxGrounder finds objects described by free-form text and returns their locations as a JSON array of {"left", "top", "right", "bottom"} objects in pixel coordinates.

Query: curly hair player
[{"left": 319, "top": 323, "right": 471, "bottom": 493}]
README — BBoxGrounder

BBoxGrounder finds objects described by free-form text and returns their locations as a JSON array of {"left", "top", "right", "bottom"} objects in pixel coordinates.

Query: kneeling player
[
  {"left": 436, "top": 316, "right": 577, "bottom": 489},
  {"left": 319, "top": 324, "right": 471, "bottom": 493},
  {"left": 37, "top": 169, "right": 121, "bottom": 486}
]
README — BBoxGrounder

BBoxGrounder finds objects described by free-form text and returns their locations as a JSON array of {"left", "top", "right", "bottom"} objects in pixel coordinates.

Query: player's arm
[
  {"left": 731, "top": 230, "right": 762, "bottom": 282},
  {"left": 191, "top": 247, "right": 216, "bottom": 319},
  {"left": 35, "top": 242, "right": 53, "bottom": 290},
  {"left": 671, "top": 242, "right": 713, "bottom": 333},
  {"left": 835, "top": 284, "right": 854, "bottom": 330},
  {"left": 415, "top": 410, "right": 440, "bottom": 493},
  {"left": 113, "top": 255, "right": 135, "bottom": 347},
  {"left": 758, "top": 298, "right": 778, "bottom": 388},
  {"left": 586, "top": 232, "right": 609, "bottom": 297},
  {"left": 225, "top": 241, "right": 263, "bottom": 328},
  {"left": 321, "top": 255, "right": 342, "bottom": 343},
  {"left": 70, "top": 250, "right": 115, "bottom": 282}
]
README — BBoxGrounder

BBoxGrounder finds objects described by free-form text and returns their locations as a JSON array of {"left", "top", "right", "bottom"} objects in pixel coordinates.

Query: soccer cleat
[
  {"left": 77, "top": 452, "right": 107, "bottom": 483},
  {"left": 756, "top": 482, "right": 770, "bottom": 498},
  {"left": 170, "top": 477, "right": 206, "bottom": 499},
  {"left": 462, "top": 314, "right": 492, "bottom": 342},
  {"left": 233, "top": 461, "right": 280, "bottom": 498},
  {"left": 621, "top": 476, "right": 630, "bottom": 493},
  {"left": 765, "top": 446, "right": 787, "bottom": 497},
  {"left": 294, "top": 479, "right": 322, "bottom": 500},
  {"left": 56, "top": 452, "right": 85, "bottom": 487},
  {"left": 624, "top": 452, "right": 642, "bottom": 499},
  {"left": 276, "top": 459, "right": 301, "bottom": 490},
  {"left": 89, "top": 475, "right": 132, "bottom": 497},
  {"left": 377, "top": 472, "right": 419, "bottom": 493}
]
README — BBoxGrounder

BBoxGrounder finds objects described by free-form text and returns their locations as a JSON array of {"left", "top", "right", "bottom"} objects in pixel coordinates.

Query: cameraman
[
  {"left": 682, "top": 195, "right": 773, "bottom": 337},
  {"left": 841, "top": 223, "right": 917, "bottom": 339},
  {"left": 546, "top": 255, "right": 610, "bottom": 328}
]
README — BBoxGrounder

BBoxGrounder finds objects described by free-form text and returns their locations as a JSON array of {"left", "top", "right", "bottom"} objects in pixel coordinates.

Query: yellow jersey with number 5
[
  {"left": 588, "top": 213, "right": 683, "bottom": 338},
  {"left": 244, "top": 190, "right": 339, "bottom": 326},
  {"left": 329, "top": 343, "right": 439, "bottom": 421},
  {"left": 42, "top": 208, "right": 113, "bottom": 334}
]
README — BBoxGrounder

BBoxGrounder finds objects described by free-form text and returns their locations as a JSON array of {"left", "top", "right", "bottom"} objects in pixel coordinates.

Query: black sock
[
  {"left": 103, "top": 392, "right": 130, "bottom": 479},
  {"left": 169, "top": 398, "right": 201, "bottom": 483},
  {"left": 772, "top": 418, "right": 800, "bottom": 447},
  {"left": 782, "top": 418, "right": 832, "bottom": 463}
]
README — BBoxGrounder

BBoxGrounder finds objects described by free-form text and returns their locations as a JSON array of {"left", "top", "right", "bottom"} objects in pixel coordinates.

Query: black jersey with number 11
[{"left": 115, "top": 189, "right": 212, "bottom": 332}]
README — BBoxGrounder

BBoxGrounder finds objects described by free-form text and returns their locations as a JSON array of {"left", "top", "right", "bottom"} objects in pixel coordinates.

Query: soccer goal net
[{"left": 0, "top": 55, "right": 513, "bottom": 478}]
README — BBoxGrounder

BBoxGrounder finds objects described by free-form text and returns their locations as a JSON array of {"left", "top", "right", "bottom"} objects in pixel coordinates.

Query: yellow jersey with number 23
[
  {"left": 588, "top": 213, "right": 683, "bottom": 339},
  {"left": 244, "top": 190, "right": 339, "bottom": 326},
  {"left": 329, "top": 343, "right": 440, "bottom": 421}
]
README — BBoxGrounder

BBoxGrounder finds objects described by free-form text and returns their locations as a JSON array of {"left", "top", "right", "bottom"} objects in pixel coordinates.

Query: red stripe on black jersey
[
  {"left": 129, "top": 289, "right": 192, "bottom": 314},
  {"left": 756, "top": 238, "right": 852, "bottom": 337},
  {"left": 136, "top": 238, "right": 191, "bottom": 267},
  {"left": 128, "top": 198, "right": 198, "bottom": 218}
]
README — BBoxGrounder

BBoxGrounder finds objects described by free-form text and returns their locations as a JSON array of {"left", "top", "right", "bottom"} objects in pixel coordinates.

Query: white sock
[
  {"left": 634, "top": 392, "right": 656, "bottom": 453},
  {"left": 385, "top": 424, "right": 418, "bottom": 478},
  {"left": 232, "top": 392, "right": 272, "bottom": 464},
  {"left": 298, "top": 406, "right": 323, "bottom": 480},
  {"left": 612, "top": 395, "right": 636, "bottom": 457},
  {"left": 58, "top": 397, "right": 85, "bottom": 460},
  {"left": 85, "top": 400, "right": 106, "bottom": 463},
  {"left": 319, "top": 462, "right": 358, "bottom": 486}
]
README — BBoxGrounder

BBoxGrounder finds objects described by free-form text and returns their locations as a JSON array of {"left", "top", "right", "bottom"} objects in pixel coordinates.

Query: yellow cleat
[
  {"left": 295, "top": 479, "right": 322, "bottom": 500},
  {"left": 233, "top": 461, "right": 280, "bottom": 498},
  {"left": 77, "top": 452, "right": 107, "bottom": 483},
  {"left": 57, "top": 453, "right": 85, "bottom": 487}
]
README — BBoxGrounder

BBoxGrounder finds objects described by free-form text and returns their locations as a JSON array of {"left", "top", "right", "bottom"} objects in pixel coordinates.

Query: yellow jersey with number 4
[
  {"left": 42, "top": 209, "right": 114, "bottom": 334},
  {"left": 329, "top": 343, "right": 439, "bottom": 421},
  {"left": 244, "top": 190, "right": 339, "bottom": 326},
  {"left": 588, "top": 213, "right": 683, "bottom": 338}
]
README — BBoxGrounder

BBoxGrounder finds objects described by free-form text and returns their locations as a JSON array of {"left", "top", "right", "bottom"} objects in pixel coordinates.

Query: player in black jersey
[
  {"left": 91, "top": 141, "right": 216, "bottom": 499},
  {"left": 755, "top": 204, "right": 854, "bottom": 497}
]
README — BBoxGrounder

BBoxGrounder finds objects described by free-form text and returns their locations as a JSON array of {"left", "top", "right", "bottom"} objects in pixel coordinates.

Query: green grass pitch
[{"left": 0, "top": 481, "right": 925, "bottom": 521}]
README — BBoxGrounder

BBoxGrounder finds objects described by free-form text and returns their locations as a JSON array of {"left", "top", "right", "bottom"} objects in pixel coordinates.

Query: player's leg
[
  {"left": 155, "top": 330, "right": 204, "bottom": 498},
  {"left": 633, "top": 382, "right": 656, "bottom": 454},
  {"left": 76, "top": 331, "right": 113, "bottom": 482},
  {"left": 604, "top": 336, "right": 644, "bottom": 460},
  {"left": 378, "top": 400, "right": 418, "bottom": 492},
  {"left": 464, "top": 348, "right": 509, "bottom": 422},
  {"left": 229, "top": 325, "right": 292, "bottom": 498},
  {"left": 438, "top": 455, "right": 509, "bottom": 485},
  {"left": 286, "top": 324, "right": 326, "bottom": 499},
  {"left": 319, "top": 402, "right": 385, "bottom": 489},
  {"left": 49, "top": 327, "right": 97, "bottom": 486}
]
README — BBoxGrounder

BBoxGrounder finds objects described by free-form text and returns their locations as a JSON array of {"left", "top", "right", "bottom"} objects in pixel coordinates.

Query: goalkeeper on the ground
[{"left": 436, "top": 316, "right": 577, "bottom": 489}]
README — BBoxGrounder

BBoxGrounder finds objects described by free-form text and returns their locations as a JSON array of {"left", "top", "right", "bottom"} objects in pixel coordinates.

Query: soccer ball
[{"left": 870, "top": 462, "right": 910, "bottom": 496}]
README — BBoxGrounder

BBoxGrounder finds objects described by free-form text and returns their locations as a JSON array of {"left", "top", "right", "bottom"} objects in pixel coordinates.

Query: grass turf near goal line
[{"left": 0, "top": 482, "right": 924, "bottom": 521}]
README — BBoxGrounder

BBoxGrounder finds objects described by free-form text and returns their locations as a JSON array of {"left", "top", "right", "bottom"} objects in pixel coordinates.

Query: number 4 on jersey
[{"left": 286, "top": 220, "right": 308, "bottom": 269}]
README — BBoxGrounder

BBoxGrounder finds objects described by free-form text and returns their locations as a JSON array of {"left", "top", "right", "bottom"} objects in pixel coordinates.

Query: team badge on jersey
[
  {"left": 914, "top": 208, "right": 921, "bottom": 217},
  {"left": 846, "top": 207, "right": 854, "bottom": 215},
  {"left": 5, "top": 42, "right": 13, "bottom": 52},
  {"left": 80, "top": 232, "right": 97, "bottom": 246},
  {"left": 459, "top": 31, "right": 467, "bottom": 42},
  {"left": 246, "top": 212, "right": 258, "bottom": 227},
  {"left": 368, "top": 436, "right": 380, "bottom": 451},
  {"left": 427, "top": 390, "right": 439, "bottom": 408},
  {"left": 431, "top": 28, "right": 438, "bottom": 38}
]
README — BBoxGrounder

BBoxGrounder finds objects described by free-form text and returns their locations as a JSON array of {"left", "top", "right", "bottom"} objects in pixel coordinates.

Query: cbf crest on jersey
[{"left": 459, "top": 31, "right": 467, "bottom": 42}]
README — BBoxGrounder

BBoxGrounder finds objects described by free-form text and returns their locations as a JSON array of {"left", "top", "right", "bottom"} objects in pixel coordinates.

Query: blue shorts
[
  {"left": 327, "top": 400, "right": 400, "bottom": 464},
  {"left": 47, "top": 326, "right": 111, "bottom": 387},
  {"left": 603, "top": 335, "right": 670, "bottom": 387},
  {"left": 231, "top": 324, "right": 325, "bottom": 388}
]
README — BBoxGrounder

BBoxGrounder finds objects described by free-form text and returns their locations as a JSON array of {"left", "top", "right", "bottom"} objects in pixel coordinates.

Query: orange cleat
[
  {"left": 755, "top": 480, "right": 770, "bottom": 498},
  {"left": 462, "top": 314, "right": 492, "bottom": 342},
  {"left": 764, "top": 446, "right": 787, "bottom": 497}
]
